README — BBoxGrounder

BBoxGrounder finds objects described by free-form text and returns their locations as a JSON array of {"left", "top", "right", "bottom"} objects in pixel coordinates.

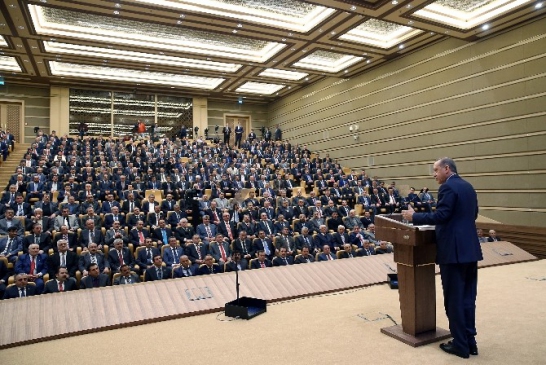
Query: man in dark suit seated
[
  {"left": 252, "top": 230, "right": 274, "bottom": 260},
  {"left": 78, "top": 242, "right": 110, "bottom": 277},
  {"left": 317, "top": 245, "right": 336, "bottom": 261},
  {"left": 0, "top": 258, "right": 8, "bottom": 298},
  {"left": 185, "top": 235, "right": 209, "bottom": 266},
  {"left": 15, "top": 243, "right": 48, "bottom": 293},
  {"left": 250, "top": 250, "right": 272, "bottom": 269},
  {"left": 294, "top": 246, "right": 315, "bottom": 264},
  {"left": 127, "top": 208, "right": 147, "bottom": 229},
  {"left": 144, "top": 255, "right": 172, "bottom": 281},
  {"left": 375, "top": 241, "right": 393, "bottom": 254},
  {"left": 103, "top": 206, "right": 126, "bottom": 230},
  {"left": 172, "top": 255, "right": 198, "bottom": 278},
  {"left": 135, "top": 238, "right": 160, "bottom": 274},
  {"left": 153, "top": 219, "right": 174, "bottom": 246},
  {"left": 108, "top": 238, "right": 135, "bottom": 273},
  {"left": 47, "top": 239, "right": 78, "bottom": 278},
  {"left": 113, "top": 264, "right": 140, "bottom": 285},
  {"left": 232, "top": 230, "right": 253, "bottom": 268},
  {"left": 313, "top": 225, "right": 336, "bottom": 253},
  {"left": 3, "top": 273, "right": 38, "bottom": 299},
  {"left": 338, "top": 243, "right": 357, "bottom": 259},
  {"left": 225, "top": 251, "right": 247, "bottom": 272},
  {"left": 357, "top": 240, "right": 376, "bottom": 257},
  {"left": 53, "top": 225, "right": 78, "bottom": 251},
  {"left": 23, "top": 223, "right": 52, "bottom": 254},
  {"left": 487, "top": 229, "right": 502, "bottom": 242},
  {"left": 163, "top": 237, "right": 184, "bottom": 269},
  {"left": 197, "top": 254, "right": 223, "bottom": 275},
  {"left": 80, "top": 263, "right": 111, "bottom": 289},
  {"left": 0, "top": 226, "right": 23, "bottom": 264},
  {"left": 360, "top": 211, "right": 374, "bottom": 229},
  {"left": 129, "top": 220, "right": 151, "bottom": 247},
  {"left": 43, "top": 266, "right": 77, "bottom": 294},
  {"left": 272, "top": 247, "right": 294, "bottom": 266}
]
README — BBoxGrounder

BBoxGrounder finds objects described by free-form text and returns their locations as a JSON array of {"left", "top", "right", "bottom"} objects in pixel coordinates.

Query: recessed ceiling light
[
  {"left": 113, "top": 10, "right": 120, "bottom": 15},
  {"left": 391, "top": 0, "right": 398, "bottom": 4},
  {"left": 176, "top": 20, "right": 182, "bottom": 25},
  {"left": 350, "top": 5, "right": 356, "bottom": 11},
  {"left": 344, "top": 70, "right": 348, "bottom": 73},
  {"left": 115, "top": 3, "right": 121, "bottom": 8},
  {"left": 18, "top": 26, "right": 25, "bottom": 30},
  {"left": 408, "top": 21, "right": 414, "bottom": 25},
  {"left": 305, "top": 77, "right": 309, "bottom": 81},
  {"left": 482, "top": 24, "right": 489, "bottom": 30},
  {"left": 232, "top": 29, "right": 237, "bottom": 33},
  {"left": 288, "top": 33, "right": 293, "bottom": 36},
  {"left": 170, "top": 86, "right": 175, "bottom": 88},
  {"left": 366, "top": 60, "right": 371, "bottom": 63},
  {"left": 536, "top": 2, "right": 543, "bottom": 8},
  {"left": 237, "top": 23, "right": 243, "bottom": 28},
  {"left": 430, "top": 32, "right": 435, "bottom": 35},
  {"left": 179, "top": 14, "right": 185, "bottom": 18},
  {"left": 331, "top": 31, "right": 336, "bottom": 35},
  {"left": 406, "top": 4, "right": 412, "bottom": 8},
  {"left": 282, "top": 38, "right": 286, "bottom": 41},
  {"left": 319, "top": 29, "right": 323, "bottom": 33},
  {"left": 288, "top": 86, "right": 291, "bottom": 89},
  {"left": 272, "top": 60, "right": 277, "bottom": 62},
  {"left": 399, "top": 44, "right": 405, "bottom": 49}
]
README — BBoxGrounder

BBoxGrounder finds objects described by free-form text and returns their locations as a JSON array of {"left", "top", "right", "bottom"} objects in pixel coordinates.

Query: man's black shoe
[
  {"left": 440, "top": 342, "right": 470, "bottom": 359},
  {"left": 445, "top": 340, "right": 478, "bottom": 356}
]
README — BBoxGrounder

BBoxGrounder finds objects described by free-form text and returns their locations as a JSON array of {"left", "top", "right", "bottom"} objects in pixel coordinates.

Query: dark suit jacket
[
  {"left": 113, "top": 274, "right": 141, "bottom": 285},
  {"left": 173, "top": 264, "right": 198, "bottom": 278},
  {"left": 53, "top": 232, "right": 78, "bottom": 250},
  {"left": 144, "top": 266, "right": 172, "bottom": 281},
  {"left": 3, "top": 284, "right": 38, "bottom": 299},
  {"left": 80, "top": 274, "right": 111, "bottom": 289},
  {"left": 22, "top": 233, "right": 52, "bottom": 253},
  {"left": 272, "top": 256, "right": 294, "bottom": 266},
  {"left": 129, "top": 228, "right": 151, "bottom": 246},
  {"left": 79, "top": 228, "right": 105, "bottom": 247},
  {"left": 185, "top": 243, "right": 209, "bottom": 264},
  {"left": 294, "top": 254, "right": 315, "bottom": 264},
  {"left": 412, "top": 174, "right": 483, "bottom": 265},
  {"left": 107, "top": 248, "right": 134, "bottom": 272},
  {"left": 197, "top": 263, "right": 223, "bottom": 275},
  {"left": 317, "top": 253, "right": 336, "bottom": 261},
  {"left": 47, "top": 251, "right": 79, "bottom": 277},
  {"left": 339, "top": 250, "right": 357, "bottom": 259},
  {"left": 250, "top": 259, "right": 272, "bottom": 269},
  {"left": 43, "top": 278, "right": 77, "bottom": 294},
  {"left": 135, "top": 246, "right": 160, "bottom": 269}
]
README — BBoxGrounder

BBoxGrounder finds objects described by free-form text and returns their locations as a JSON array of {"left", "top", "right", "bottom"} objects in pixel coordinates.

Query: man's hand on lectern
[{"left": 402, "top": 204, "right": 415, "bottom": 222}]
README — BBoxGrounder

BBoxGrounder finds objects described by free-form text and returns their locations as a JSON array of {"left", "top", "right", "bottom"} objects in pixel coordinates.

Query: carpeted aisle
[{"left": 0, "top": 260, "right": 544, "bottom": 365}]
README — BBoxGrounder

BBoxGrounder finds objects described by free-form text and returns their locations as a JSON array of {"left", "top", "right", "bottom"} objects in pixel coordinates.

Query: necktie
[
  {"left": 60, "top": 253, "right": 66, "bottom": 267},
  {"left": 2, "top": 238, "right": 11, "bottom": 255},
  {"left": 118, "top": 250, "right": 124, "bottom": 265},
  {"left": 262, "top": 240, "right": 270, "bottom": 255},
  {"left": 265, "top": 222, "right": 271, "bottom": 235},
  {"left": 260, "top": 261, "right": 265, "bottom": 268},
  {"left": 30, "top": 257, "right": 36, "bottom": 274},
  {"left": 196, "top": 245, "right": 202, "bottom": 260},
  {"left": 65, "top": 218, "right": 70, "bottom": 229},
  {"left": 219, "top": 244, "right": 227, "bottom": 261},
  {"left": 327, "top": 254, "right": 332, "bottom": 261},
  {"left": 226, "top": 223, "right": 232, "bottom": 240},
  {"left": 172, "top": 248, "right": 178, "bottom": 262},
  {"left": 156, "top": 267, "right": 162, "bottom": 279},
  {"left": 283, "top": 258, "right": 288, "bottom": 265},
  {"left": 205, "top": 225, "right": 212, "bottom": 238},
  {"left": 129, "top": 202, "right": 133, "bottom": 212},
  {"left": 162, "top": 229, "right": 167, "bottom": 244},
  {"left": 58, "top": 282, "right": 64, "bottom": 292},
  {"left": 90, "top": 254, "right": 97, "bottom": 264},
  {"left": 138, "top": 231, "right": 144, "bottom": 243}
]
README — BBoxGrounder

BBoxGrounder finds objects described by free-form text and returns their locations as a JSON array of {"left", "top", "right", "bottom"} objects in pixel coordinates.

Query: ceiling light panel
[
  {"left": 340, "top": 19, "right": 423, "bottom": 49},
  {"left": 259, "top": 68, "right": 308, "bottom": 80},
  {"left": 44, "top": 41, "right": 242, "bottom": 72},
  {"left": 0, "top": 56, "right": 22, "bottom": 72},
  {"left": 135, "top": 0, "right": 336, "bottom": 33},
  {"left": 293, "top": 50, "right": 363, "bottom": 73},
  {"left": 414, "top": 0, "right": 532, "bottom": 30},
  {"left": 29, "top": 5, "right": 285, "bottom": 62},
  {"left": 49, "top": 61, "right": 225, "bottom": 89},
  {"left": 0, "top": 36, "right": 8, "bottom": 48},
  {"left": 235, "top": 81, "right": 285, "bottom": 94}
]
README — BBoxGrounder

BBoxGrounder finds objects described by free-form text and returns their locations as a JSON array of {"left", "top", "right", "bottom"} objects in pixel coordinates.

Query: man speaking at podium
[{"left": 402, "top": 157, "right": 483, "bottom": 359}]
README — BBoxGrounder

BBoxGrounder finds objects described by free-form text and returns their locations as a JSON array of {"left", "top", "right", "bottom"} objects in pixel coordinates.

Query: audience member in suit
[
  {"left": 153, "top": 220, "right": 174, "bottom": 245},
  {"left": 487, "top": 230, "right": 502, "bottom": 242},
  {"left": 476, "top": 229, "right": 488, "bottom": 243},
  {"left": 78, "top": 242, "right": 110, "bottom": 276},
  {"left": 3, "top": 273, "right": 38, "bottom": 299},
  {"left": 232, "top": 231, "right": 254, "bottom": 265},
  {"left": 79, "top": 220, "right": 105, "bottom": 249},
  {"left": 26, "top": 209, "right": 53, "bottom": 233},
  {"left": 375, "top": 241, "right": 393, "bottom": 254},
  {"left": 0, "top": 226, "right": 23, "bottom": 263},
  {"left": 338, "top": 243, "right": 357, "bottom": 259},
  {"left": 317, "top": 245, "right": 336, "bottom": 261},
  {"left": 167, "top": 206, "right": 187, "bottom": 228},
  {"left": 162, "top": 237, "right": 184, "bottom": 268},
  {"left": 209, "top": 234, "right": 232, "bottom": 266},
  {"left": 144, "top": 255, "right": 171, "bottom": 281},
  {"left": 108, "top": 239, "right": 135, "bottom": 273},
  {"left": 141, "top": 195, "right": 159, "bottom": 215},
  {"left": 80, "top": 263, "right": 111, "bottom": 289},
  {"left": 196, "top": 215, "right": 217, "bottom": 245},
  {"left": 47, "top": 239, "right": 78, "bottom": 278},
  {"left": 104, "top": 221, "right": 130, "bottom": 247},
  {"left": 197, "top": 254, "right": 223, "bottom": 275},
  {"left": 185, "top": 235, "right": 209, "bottom": 266},
  {"left": 127, "top": 208, "right": 147, "bottom": 229},
  {"left": 272, "top": 247, "right": 294, "bottom": 266},
  {"left": 250, "top": 251, "right": 272, "bottom": 269},
  {"left": 160, "top": 195, "right": 177, "bottom": 215},
  {"left": 358, "top": 241, "right": 376, "bottom": 257},
  {"left": 360, "top": 211, "right": 374, "bottom": 229},
  {"left": 173, "top": 218, "right": 194, "bottom": 244},
  {"left": 217, "top": 213, "right": 237, "bottom": 242},
  {"left": 135, "top": 238, "right": 160, "bottom": 273},
  {"left": 332, "top": 225, "right": 351, "bottom": 251},
  {"left": 172, "top": 255, "right": 198, "bottom": 278},
  {"left": 225, "top": 251, "right": 248, "bottom": 272},
  {"left": 313, "top": 225, "right": 336, "bottom": 253},
  {"left": 11, "top": 194, "right": 32, "bottom": 219},
  {"left": 252, "top": 230, "right": 275, "bottom": 260},
  {"left": 14, "top": 243, "right": 48, "bottom": 293},
  {"left": 53, "top": 225, "right": 78, "bottom": 251},
  {"left": 53, "top": 207, "right": 80, "bottom": 232},
  {"left": 43, "top": 267, "right": 77, "bottom": 294},
  {"left": 113, "top": 264, "right": 141, "bottom": 285},
  {"left": 103, "top": 207, "right": 126, "bottom": 229},
  {"left": 101, "top": 194, "right": 121, "bottom": 214},
  {"left": 121, "top": 193, "right": 141, "bottom": 214},
  {"left": 129, "top": 221, "right": 151, "bottom": 246},
  {"left": 0, "top": 209, "right": 25, "bottom": 235},
  {"left": 294, "top": 246, "right": 315, "bottom": 264},
  {"left": 23, "top": 223, "right": 52, "bottom": 254}
]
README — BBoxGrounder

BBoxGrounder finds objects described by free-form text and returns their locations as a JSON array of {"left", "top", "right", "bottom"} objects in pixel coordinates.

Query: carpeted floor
[{"left": 1, "top": 259, "right": 544, "bottom": 365}]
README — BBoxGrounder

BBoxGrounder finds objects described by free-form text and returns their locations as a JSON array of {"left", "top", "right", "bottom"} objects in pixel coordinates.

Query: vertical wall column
[
  {"left": 192, "top": 97, "right": 207, "bottom": 137},
  {"left": 50, "top": 86, "right": 70, "bottom": 136}
]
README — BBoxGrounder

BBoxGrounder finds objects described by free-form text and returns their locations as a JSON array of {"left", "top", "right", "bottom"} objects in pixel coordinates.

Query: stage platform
[{"left": 0, "top": 241, "right": 536, "bottom": 349}]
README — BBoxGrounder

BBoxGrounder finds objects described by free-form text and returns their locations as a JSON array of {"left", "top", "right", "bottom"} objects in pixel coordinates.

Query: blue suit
[
  {"left": 15, "top": 253, "right": 48, "bottom": 293},
  {"left": 412, "top": 174, "right": 483, "bottom": 356}
]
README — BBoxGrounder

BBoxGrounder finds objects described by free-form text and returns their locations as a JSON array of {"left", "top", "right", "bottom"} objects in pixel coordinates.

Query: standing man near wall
[
  {"left": 223, "top": 125, "right": 232, "bottom": 146},
  {"left": 402, "top": 157, "right": 483, "bottom": 359},
  {"left": 274, "top": 124, "right": 282, "bottom": 141},
  {"left": 234, "top": 123, "right": 243, "bottom": 148}
]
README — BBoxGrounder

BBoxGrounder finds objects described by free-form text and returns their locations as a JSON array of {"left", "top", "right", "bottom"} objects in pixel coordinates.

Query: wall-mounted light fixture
[{"left": 349, "top": 124, "right": 359, "bottom": 140}]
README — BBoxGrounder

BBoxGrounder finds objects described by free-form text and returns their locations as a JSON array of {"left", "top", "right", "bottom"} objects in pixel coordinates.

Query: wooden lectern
[{"left": 375, "top": 214, "right": 451, "bottom": 347}]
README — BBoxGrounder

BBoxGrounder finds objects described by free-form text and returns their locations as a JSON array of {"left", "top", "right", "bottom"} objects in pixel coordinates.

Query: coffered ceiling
[{"left": 0, "top": 0, "right": 544, "bottom": 103}]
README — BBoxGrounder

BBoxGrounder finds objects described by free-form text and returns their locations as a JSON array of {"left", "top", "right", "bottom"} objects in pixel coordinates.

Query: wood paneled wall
[{"left": 268, "top": 20, "right": 546, "bottom": 228}]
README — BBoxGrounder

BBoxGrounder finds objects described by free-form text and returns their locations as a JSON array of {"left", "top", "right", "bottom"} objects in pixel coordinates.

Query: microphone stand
[{"left": 234, "top": 256, "right": 241, "bottom": 305}]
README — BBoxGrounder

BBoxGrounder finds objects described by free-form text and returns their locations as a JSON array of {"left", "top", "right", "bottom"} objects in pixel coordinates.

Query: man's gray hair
[{"left": 437, "top": 157, "right": 458, "bottom": 174}]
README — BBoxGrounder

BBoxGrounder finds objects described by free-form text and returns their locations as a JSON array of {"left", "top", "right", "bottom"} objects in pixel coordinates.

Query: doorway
[
  {"left": 224, "top": 114, "right": 251, "bottom": 146},
  {"left": 0, "top": 101, "right": 23, "bottom": 143}
]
